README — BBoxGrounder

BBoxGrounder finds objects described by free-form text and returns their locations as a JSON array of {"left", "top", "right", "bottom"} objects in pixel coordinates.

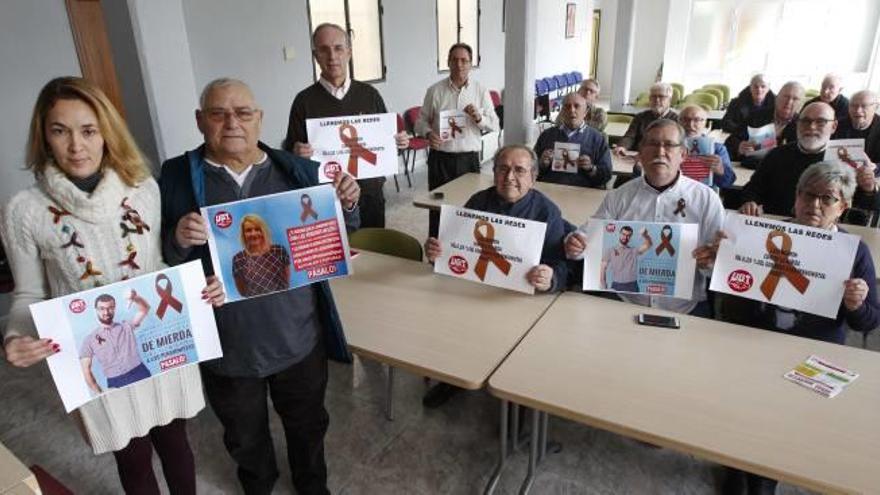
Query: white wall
[
  {"left": 594, "top": 0, "right": 618, "bottom": 93},
  {"left": 629, "top": 0, "right": 669, "bottom": 100},
  {"left": 534, "top": 0, "right": 593, "bottom": 81},
  {"left": 0, "top": 0, "right": 82, "bottom": 205}
]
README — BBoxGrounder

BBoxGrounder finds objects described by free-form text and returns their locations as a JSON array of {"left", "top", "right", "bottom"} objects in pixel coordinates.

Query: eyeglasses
[
  {"left": 799, "top": 190, "right": 841, "bottom": 206},
  {"left": 642, "top": 140, "right": 682, "bottom": 150},
  {"left": 680, "top": 117, "right": 706, "bottom": 124},
  {"left": 495, "top": 165, "right": 531, "bottom": 177},
  {"left": 797, "top": 117, "right": 834, "bottom": 128},
  {"left": 204, "top": 107, "right": 260, "bottom": 122},
  {"left": 648, "top": 94, "right": 670, "bottom": 100}
]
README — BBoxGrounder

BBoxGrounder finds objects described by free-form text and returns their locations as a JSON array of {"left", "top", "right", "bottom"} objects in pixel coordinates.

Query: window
[
  {"left": 682, "top": 0, "right": 880, "bottom": 92},
  {"left": 436, "top": 0, "right": 480, "bottom": 71},
  {"left": 307, "top": 0, "right": 386, "bottom": 82}
]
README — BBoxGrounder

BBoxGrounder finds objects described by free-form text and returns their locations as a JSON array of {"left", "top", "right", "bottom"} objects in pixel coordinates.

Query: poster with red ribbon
[
  {"left": 825, "top": 139, "right": 870, "bottom": 170},
  {"left": 28, "top": 261, "right": 222, "bottom": 412},
  {"left": 710, "top": 213, "right": 859, "bottom": 318},
  {"left": 552, "top": 142, "right": 580, "bottom": 173},
  {"left": 306, "top": 113, "right": 398, "bottom": 183},
  {"left": 434, "top": 205, "right": 547, "bottom": 294},
  {"left": 439, "top": 110, "right": 468, "bottom": 141},
  {"left": 201, "top": 185, "right": 352, "bottom": 303},
  {"left": 581, "top": 219, "right": 698, "bottom": 298}
]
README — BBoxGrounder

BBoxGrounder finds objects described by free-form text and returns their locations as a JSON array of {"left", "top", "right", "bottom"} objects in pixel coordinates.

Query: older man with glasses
[
  {"left": 679, "top": 104, "right": 736, "bottom": 188},
  {"left": 833, "top": 89, "right": 880, "bottom": 163},
  {"left": 566, "top": 119, "right": 724, "bottom": 317},
  {"left": 614, "top": 82, "right": 679, "bottom": 157},
  {"left": 739, "top": 101, "right": 880, "bottom": 217}
]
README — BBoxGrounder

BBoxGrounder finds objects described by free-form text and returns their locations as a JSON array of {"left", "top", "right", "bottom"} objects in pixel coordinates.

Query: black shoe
[{"left": 421, "top": 383, "right": 461, "bottom": 408}]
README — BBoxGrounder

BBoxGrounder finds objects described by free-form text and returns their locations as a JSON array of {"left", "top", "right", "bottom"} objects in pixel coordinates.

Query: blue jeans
[
  {"left": 107, "top": 362, "right": 151, "bottom": 388},
  {"left": 611, "top": 281, "right": 640, "bottom": 293}
]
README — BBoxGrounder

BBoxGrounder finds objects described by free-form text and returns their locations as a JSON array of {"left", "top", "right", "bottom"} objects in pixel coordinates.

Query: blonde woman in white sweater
[{"left": 1, "top": 77, "right": 224, "bottom": 494}]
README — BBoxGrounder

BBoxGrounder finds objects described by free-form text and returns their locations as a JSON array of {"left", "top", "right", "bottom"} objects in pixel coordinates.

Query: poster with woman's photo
[
  {"left": 201, "top": 185, "right": 352, "bottom": 303},
  {"left": 29, "top": 261, "right": 222, "bottom": 412}
]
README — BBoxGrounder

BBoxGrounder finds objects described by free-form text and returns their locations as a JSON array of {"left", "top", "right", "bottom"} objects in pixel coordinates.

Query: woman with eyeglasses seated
[{"left": 697, "top": 161, "right": 880, "bottom": 494}]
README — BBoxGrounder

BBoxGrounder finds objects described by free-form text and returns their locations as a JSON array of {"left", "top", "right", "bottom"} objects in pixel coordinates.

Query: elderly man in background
[
  {"left": 535, "top": 92, "right": 612, "bottom": 188},
  {"left": 555, "top": 78, "right": 607, "bottom": 131},
  {"left": 724, "top": 81, "right": 804, "bottom": 166},
  {"left": 422, "top": 144, "right": 575, "bottom": 407},
  {"left": 613, "top": 82, "right": 678, "bottom": 156},
  {"left": 805, "top": 73, "right": 849, "bottom": 121},
  {"left": 285, "top": 23, "right": 409, "bottom": 229},
  {"left": 833, "top": 89, "right": 880, "bottom": 163},
  {"left": 721, "top": 74, "right": 775, "bottom": 140},
  {"left": 566, "top": 119, "right": 724, "bottom": 316},
  {"left": 739, "top": 101, "right": 879, "bottom": 216},
  {"left": 679, "top": 105, "right": 736, "bottom": 188},
  {"left": 160, "top": 78, "right": 360, "bottom": 495}
]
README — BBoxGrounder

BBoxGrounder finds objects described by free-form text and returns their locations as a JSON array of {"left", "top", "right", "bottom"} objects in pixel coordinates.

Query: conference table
[
  {"left": 486, "top": 292, "right": 880, "bottom": 494},
  {"left": 330, "top": 252, "right": 558, "bottom": 419}
]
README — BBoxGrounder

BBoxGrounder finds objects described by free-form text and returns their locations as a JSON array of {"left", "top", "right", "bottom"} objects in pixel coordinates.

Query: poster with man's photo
[
  {"left": 201, "top": 185, "right": 352, "bottom": 303},
  {"left": 29, "top": 261, "right": 222, "bottom": 412},
  {"left": 582, "top": 220, "right": 698, "bottom": 298},
  {"left": 746, "top": 123, "right": 777, "bottom": 159}
]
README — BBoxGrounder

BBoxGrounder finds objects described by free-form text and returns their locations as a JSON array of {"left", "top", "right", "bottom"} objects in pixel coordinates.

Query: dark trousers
[
  {"left": 357, "top": 177, "right": 386, "bottom": 228},
  {"left": 112, "top": 418, "right": 195, "bottom": 495},
  {"left": 722, "top": 467, "right": 778, "bottom": 494},
  {"left": 202, "top": 342, "right": 330, "bottom": 495},
  {"left": 427, "top": 149, "right": 480, "bottom": 237}
]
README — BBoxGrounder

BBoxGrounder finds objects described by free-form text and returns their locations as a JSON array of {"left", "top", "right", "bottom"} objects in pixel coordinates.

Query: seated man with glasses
[
  {"left": 833, "top": 89, "right": 880, "bottom": 163},
  {"left": 724, "top": 80, "right": 803, "bottom": 168},
  {"left": 739, "top": 101, "right": 880, "bottom": 216},
  {"left": 679, "top": 105, "right": 736, "bottom": 188},
  {"left": 535, "top": 92, "right": 612, "bottom": 188},
  {"left": 614, "top": 82, "right": 679, "bottom": 157},
  {"left": 422, "top": 144, "right": 576, "bottom": 408},
  {"left": 565, "top": 119, "right": 724, "bottom": 317}
]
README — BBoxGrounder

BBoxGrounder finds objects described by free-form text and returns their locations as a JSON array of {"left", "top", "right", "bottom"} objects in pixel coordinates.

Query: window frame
[
  {"left": 306, "top": 0, "right": 388, "bottom": 84},
  {"left": 435, "top": 0, "right": 481, "bottom": 73}
]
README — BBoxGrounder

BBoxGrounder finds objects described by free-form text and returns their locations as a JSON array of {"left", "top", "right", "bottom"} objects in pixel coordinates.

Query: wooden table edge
[{"left": 484, "top": 384, "right": 859, "bottom": 495}]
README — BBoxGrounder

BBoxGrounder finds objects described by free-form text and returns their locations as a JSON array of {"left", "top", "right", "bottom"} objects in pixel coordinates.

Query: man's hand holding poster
[
  {"left": 552, "top": 142, "right": 580, "bottom": 173},
  {"left": 434, "top": 205, "right": 546, "bottom": 294},
  {"left": 306, "top": 113, "right": 397, "bottom": 183},
  {"left": 582, "top": 220, "right": 698, "bottom": 298},
  {"left": 202, "top": 185, "right": 352, "bottom": 303},
  {"left": 439, "top": 110, "right": 468, "bottom": 141},
  {"left": 709, "top": 213, "right": 859, "bottom": 318},
  {"left": 29, "top": 261, "right": 222, "bottom": 412}
]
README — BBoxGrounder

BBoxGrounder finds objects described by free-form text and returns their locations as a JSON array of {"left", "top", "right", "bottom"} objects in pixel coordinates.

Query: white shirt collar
[
  {"left": 319, "top": 76, "right": 351, "bottom": 100},
  {"left": 447, "top": 77, "right": 470, "bottom": 91},
  {"left": 205, "top": 152, "right": 267, "bottom": 187}
]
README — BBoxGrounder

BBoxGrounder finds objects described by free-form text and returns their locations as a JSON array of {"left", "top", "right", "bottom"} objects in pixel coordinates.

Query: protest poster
[
  {"left": 305, "top": 113, "right": 398, "bottom": 183},
  {"left": 824, "top": 139, "right": 869, "bottom": 170},
  {"left": 29, "top": 261, "right": 222, "bottom": 412},
  {"left": 709, "top": 213, "right": 859, "bottom": 318},
  {"left": 439, "top": 109, "right": 468, "bottom": 141},
  {"left": 202, "top": 185, "right": 352, "bottom": 303},
  {"left": 551, "top": 142, "right": 580, "bottom": 173},
  {"left": 582, "top": 220, "right": 698, "bottom": 298},
  {"left": 434, "top": 205, "right": 547, "bottom": 294},
  {"left": 746, "top": 123, "right": 777, "bottom": 158}
]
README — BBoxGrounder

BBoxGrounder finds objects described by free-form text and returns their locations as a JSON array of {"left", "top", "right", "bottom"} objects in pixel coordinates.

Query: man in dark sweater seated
[
  {"left": 724, "top": 81, "right": 802, "bottom": 168},
  {"left": 804, "top": 73, "right": 849, "bottom": 121},
  {"left": 721, "top": 74, "right": 775, "bottom": 140},
  {"left": 614, "top": 82, "right": 678, "bottom": 156},
  {"left": 533, "top": 92, "right": 612, "bottom": 188},
  {"left": 421, "top": 144, "right": 575, "bottom": 407},
  {"left": 832, "top": 89, "right": 880, "bottom": 163},
  {"left": 284, "top": 23, "right": 409, "bottom": 229},
  {"left": 739, "top": 101, "right": 880, "bottom": 216}
]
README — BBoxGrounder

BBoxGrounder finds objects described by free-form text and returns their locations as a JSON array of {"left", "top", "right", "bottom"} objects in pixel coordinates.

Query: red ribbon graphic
[
  {"left": 561, "top": 149, "right": 576, "bottom": 169},
  {"left": 339, "top": 123, "right": 377, "bottom": 177},
  {"left": 759, "top": 230, "right": 810, "bottom": 300},
  {"left": 655, "top": 225, "right": 676, "bottom": 256},
  {"left": 448, "top": 117, "right": 464, "bottom": 138},
  {"left": 836, "top": 147, "right": 859, "bottom": 169},
  {"left": 300, "top": 194, "right": 318, "bottom": 223},
  {"left": 673, "top": 198, "right": 686, "bottom": 217},
  {"left": 473, "top": 220, "right": 512, "bottom": 281},
  {"left": 48, "top": 206, "right": 71, "bottom": 224},
  {"left": 155, "top": 273, "right": 183, "bottom": 320}
]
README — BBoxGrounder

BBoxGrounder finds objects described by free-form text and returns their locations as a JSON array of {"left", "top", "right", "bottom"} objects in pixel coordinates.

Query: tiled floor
[{"left": 0, "top": 152, "right": 866, "bottom": 493}]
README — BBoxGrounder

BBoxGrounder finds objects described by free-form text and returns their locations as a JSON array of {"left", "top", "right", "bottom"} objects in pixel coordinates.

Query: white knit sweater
[{"left": 0, "top": 165, "right": 204, "bottom": 454}]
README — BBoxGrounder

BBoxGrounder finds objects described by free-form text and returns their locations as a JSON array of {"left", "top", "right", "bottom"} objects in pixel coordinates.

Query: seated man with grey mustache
[
  {"left": 739, "top": 101, "right": 880, "bottom": 217},
  {"left": 565, "top": 119, "right": 724, "bottom": 316}
]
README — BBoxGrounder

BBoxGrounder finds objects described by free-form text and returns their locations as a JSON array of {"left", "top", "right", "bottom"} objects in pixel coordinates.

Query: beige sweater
[{"left": 0, "top": 165, "right": 203, "bottom": 454}]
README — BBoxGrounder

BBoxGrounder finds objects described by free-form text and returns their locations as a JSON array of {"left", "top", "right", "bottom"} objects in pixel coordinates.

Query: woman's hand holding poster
[
  {"left": 434, "top": 205, "right": 546, "bottom": 294},
  {"left": 710, "top": 213, "right": 859, "bottom": 318},
  {"left": 29, "top": 261, "right": 222, "bottom": 412},
  {"left": 306, "top": 113, "right": 398, "bottom": 183},
  {"left": 201, "top": 185, "right": 352, "bottom": 303},
  {"left": 581, "top": 220, "right": 698, "bottom": 298}
]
